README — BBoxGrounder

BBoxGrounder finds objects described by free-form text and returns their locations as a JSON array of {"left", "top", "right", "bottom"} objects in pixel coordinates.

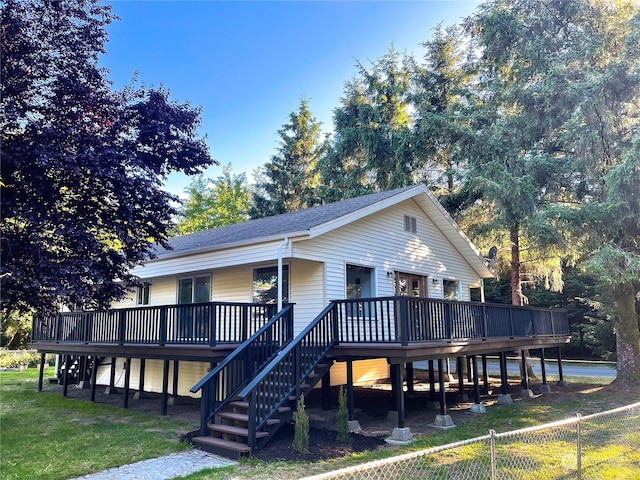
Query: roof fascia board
[{"left": 146, "top": 231, "right": 310, "bottom": 263}]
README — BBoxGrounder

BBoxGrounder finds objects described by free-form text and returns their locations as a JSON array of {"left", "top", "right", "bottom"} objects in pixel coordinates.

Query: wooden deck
[
  {"left": 31, "top": 297, "right": 570, "bottom": 458},
  {"left": 31, "top": 297, "right": 569, "bottom": 355}
]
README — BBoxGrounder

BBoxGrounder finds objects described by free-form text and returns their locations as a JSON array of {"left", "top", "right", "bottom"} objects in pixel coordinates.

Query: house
[{"left": 31, "top": 184, "right": 570, "bottom": 458}]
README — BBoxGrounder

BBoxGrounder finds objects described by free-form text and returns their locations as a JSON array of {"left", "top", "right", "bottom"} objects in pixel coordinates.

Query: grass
[
  {"left": 0, "top": 368, "right": 193, "bottom": 479},
  {"left": 1, "top": 369, "right": 636, "bottom": 480}
]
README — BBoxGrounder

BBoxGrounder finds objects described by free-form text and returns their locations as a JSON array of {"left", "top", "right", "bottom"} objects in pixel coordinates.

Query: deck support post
[
  {"left": 385, "top": 362, "right": 413, "bottom": 445},
  {"left": 539, "top": 349, "right": 551, "bottom": 393},
  {"left": 434, "top": 358, "right": 455, "bottom": 429},
  {"left": 557, "top": 347, "right": 567, "bottom": 387},
  {"left": 134, "top": 359, "right": 146, "bottom": 401},
  {"left": 62, "top": 355, "right": 71, "bottom": 397},
  {"left": 437, "top": 359, "right": 447, "bottom": 416},
  {"left": 520, "top": 351, "right": 534, "bottom": 399},
  {"left": 346, "top": 360, "right": 354, "bottom": 421},
  {"left": 123, "top": 358, "right": 131, "bottom": 408},
  {"left": 481, "top": 355, "right": 489, "bottom": 394},
  {"left": 169, "top": 360, "right": 179, "bottom": 406},
  {"left": 390, "top": 363, "right": 405, "bottom": 428},
  {"left": 406, "top": 363, "right": 414, "bottom": 394},
  {"left": 105, "top": 357, "right": 118, "bottom": 394},
  {"left": 77, "top": 356, "right": 90, "bottom": 389},
  {"left": 161, "top": 360, "right": 170, "bottom": 416},
  {"left": 470, "top": 355, "right": 486, "bottom": 414},
  {"left": 38, "top": 353, "right": 46, "bottom": 392},
  {"left": 456, "top": 357, "right": 469, "bottom": 403},
  {"left": 321, "top": 369, "right": 331, "bottom": 411},
  {"left": 497, "top": 352, "right": 513, "bottom": 405},
  {"left": 426, "top": 359, "right": 439, "bottom": 409},
  {"left": 90, "top": 356, "right": 98, "bottom": 402}
]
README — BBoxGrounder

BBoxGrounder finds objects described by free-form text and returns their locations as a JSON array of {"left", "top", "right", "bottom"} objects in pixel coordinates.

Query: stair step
[
  {"left": 192, "top": 436, "right": 251, "bottom": 457},
  {"left": 229, "top": 400, "right": 249, "bottom": 409},
  {"left": 209, "top": 424, "right": 268, "bottom": 439},
  {"left": 219, "top": 412, "right": 248, "bottom": 422}
]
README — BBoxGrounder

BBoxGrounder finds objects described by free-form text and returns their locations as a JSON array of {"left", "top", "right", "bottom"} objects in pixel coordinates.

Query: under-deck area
[{"left": 31, "top": 297, "right": 570, "bottom": 457}]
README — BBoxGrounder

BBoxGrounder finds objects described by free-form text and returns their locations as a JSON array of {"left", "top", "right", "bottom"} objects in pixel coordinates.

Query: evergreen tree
[
  {"left": 467, "top": 0, "right": 640, "bottom": 381},
  {"left": 412, "top": 24, "right": 476, "bottom": 195},
  {"left": 249, "top": 99, "right": 327, "bottom": 218},
  {"left": 318, "top": 48, "right": 415, "bottom": 202}
]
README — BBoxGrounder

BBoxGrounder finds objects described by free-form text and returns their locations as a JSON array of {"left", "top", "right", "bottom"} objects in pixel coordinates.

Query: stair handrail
[
  {"left": 190, "top": 303, "right": 294, "bottom": 434},
  {"left": 237, "top": 302, "right": 338, "bottom": 447}
]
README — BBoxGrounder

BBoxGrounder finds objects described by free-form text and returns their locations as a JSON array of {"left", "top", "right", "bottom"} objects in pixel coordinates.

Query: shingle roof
[{"left": 157, "top": 185, "right": 420, "bottom": 258}]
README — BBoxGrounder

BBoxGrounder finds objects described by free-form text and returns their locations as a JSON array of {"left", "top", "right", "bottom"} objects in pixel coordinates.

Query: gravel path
[{"left": 69, "top": 450, "right": 236, "bottom": 480}]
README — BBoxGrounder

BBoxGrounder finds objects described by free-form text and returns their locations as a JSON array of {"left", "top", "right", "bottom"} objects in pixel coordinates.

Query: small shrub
[
  {"left": 0, "top": 350, "right": 43, "bottom": 369},
  {"left": 337, "top": 385, "right": 351, "bottom": 443},
  {"left": 293, "top": 394, "right": 309, "bottom": 454}
]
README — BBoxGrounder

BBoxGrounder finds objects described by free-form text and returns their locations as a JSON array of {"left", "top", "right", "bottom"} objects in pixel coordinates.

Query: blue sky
[{"left": 101, "top": 1, "right": 481, "bottom": 197}]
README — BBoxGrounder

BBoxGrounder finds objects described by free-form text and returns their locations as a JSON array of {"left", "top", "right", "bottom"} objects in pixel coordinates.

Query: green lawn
[
  {"left": 2, "top": 369, "right": 635, "bottom": 480},
  {"left": 0, "top": 368, "right": 193, "bottom": 479}
]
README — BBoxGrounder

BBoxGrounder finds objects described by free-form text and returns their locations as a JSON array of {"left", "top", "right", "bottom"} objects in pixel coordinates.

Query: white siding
[
  {"left": 95, "top": 358, "right": 208, "bottom": 398},
  {"left": 327, "top": 359, "right": 390, "bottom": 386},
  {"left": 131, "top": 241, "right": 287, "bottom": 278},
  {"left": 289, "top": 259, "right": 325, "bottom": 334},
  {"left": 294, "top": 198, "right": 481, "bottom": 303}
]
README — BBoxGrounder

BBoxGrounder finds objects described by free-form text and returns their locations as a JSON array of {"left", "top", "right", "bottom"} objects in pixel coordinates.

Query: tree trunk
[
  {"left": 613, "top": 281, "right": 640, "bottom": 383},
  {"left": 510, "top": 223, "right": 536, "bottom": 378},
  {"left": 510, "top": 224, "right": 522, "bottom": 306}
]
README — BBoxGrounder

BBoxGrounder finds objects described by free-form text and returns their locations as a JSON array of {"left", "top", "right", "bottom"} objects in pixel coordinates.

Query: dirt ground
[{"left": 42, "top": 374, "right": 640, "bottom": 463}]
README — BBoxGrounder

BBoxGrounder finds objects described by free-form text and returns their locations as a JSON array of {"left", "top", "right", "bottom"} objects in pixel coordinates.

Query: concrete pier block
[{"left": 385, "top": 427, "right": 414, "bottom": 445}]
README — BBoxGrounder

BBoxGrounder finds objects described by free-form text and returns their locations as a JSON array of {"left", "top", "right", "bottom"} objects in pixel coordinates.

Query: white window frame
[{"left": 136, "top": 284, "right": 150, "bottom": 305}]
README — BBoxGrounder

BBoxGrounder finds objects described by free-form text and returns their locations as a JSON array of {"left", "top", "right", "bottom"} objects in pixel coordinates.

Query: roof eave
[{"left": 145, "top": 231, "right": 311, "bottom": 263}]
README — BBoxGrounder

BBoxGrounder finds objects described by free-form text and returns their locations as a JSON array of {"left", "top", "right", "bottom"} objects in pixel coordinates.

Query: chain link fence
[{"left": 302, "top": 402, "right": 640, "bottom": 480}]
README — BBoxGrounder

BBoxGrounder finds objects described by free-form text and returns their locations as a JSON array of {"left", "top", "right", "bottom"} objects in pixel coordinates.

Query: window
[
  {"left": 176, "top": 275, "right": 211, "bottom": 340},
  {"left": 178, "top": 275, "right": 211, "bottom": 304},
  {"left": 137, "top": 284, "right": 150, "bottom": 305},
  {"left": 443, "top": 279, "right": 460, "bottom": 300},
  {"left": 253, "top": 265, "right": 289, "bottom": 304},
  {"left": 404, "top": 215, "right": 417, "bottom": 234},
  {"left": 396, "top": 273, "right": 425, "bottom": 297},
  {"left": 346, "top": 265, "right": 374, "bottom": 299}
]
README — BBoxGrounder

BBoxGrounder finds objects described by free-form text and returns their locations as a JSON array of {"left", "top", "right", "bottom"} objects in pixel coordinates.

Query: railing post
[
  {"left": 83, "top": 312, "right": 92, "bottom": 343},
  {"left": 242, "top": 305, "right": 249, "bottom": 341},
  {"left": 55, "top": 313, "right": 62, "bottom": 342},
  {"left": 332, "top": 304, "right": 340, "bottom": 345},
  {"left": 118, "top": 310, "right": 126, "bottom": 345},
  {"left": 509, "top": 307, "right": 515, "bottom": 337},
  {"left": 398, "top": 298, "right": 409, "bottom": 346},
  {"left": 247, "top": 390, "right": 257, "bottom": 451},
  {"left": 445, "top": 302, "right": 452, "bottom": 340},
  {"left": 209, "top": 303, "right": 216, "bottom": 348},
  {"left": 482, "top": 304, "right": 488, "bottom": 339},
  {"left": 159, "top": 307, "right": 167, "bottom": 346},
  {"left": 200, "top": 382, "right": 210, "bottom": 436}
]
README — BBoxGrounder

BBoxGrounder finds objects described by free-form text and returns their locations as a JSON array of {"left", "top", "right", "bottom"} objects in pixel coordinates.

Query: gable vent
[{"left": 404, "top": 215, "right": 417, "bottom": 234}]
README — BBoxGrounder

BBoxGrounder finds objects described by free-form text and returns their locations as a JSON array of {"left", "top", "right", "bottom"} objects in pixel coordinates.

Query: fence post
[
  {"left": 576, "top": 413, "right": 582, "bottom": 480},
  {"left": 398, "top": 299, "right": 409, "bottom": 346},
  {"left": 490, "top": 429, "right": 496, "bottom": 480}
]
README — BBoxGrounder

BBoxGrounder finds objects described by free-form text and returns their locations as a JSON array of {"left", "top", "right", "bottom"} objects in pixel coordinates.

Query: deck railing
[
  {"left": 31, "top": 302, "right": 278, "bottom": 347},
  {"left": 31, "top": 297, "right": 569, "bottom": 348},
  {"left": 334, "top": 297, "right": 569, "bottom": 345}
]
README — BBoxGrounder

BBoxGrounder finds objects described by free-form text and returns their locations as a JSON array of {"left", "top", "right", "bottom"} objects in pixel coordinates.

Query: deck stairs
[
  {"left": 56, "top": 354, "right": 103, "bottom": 386},
  {"left": 190, "top": 303, "right": 338, "bottom": 458}
]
